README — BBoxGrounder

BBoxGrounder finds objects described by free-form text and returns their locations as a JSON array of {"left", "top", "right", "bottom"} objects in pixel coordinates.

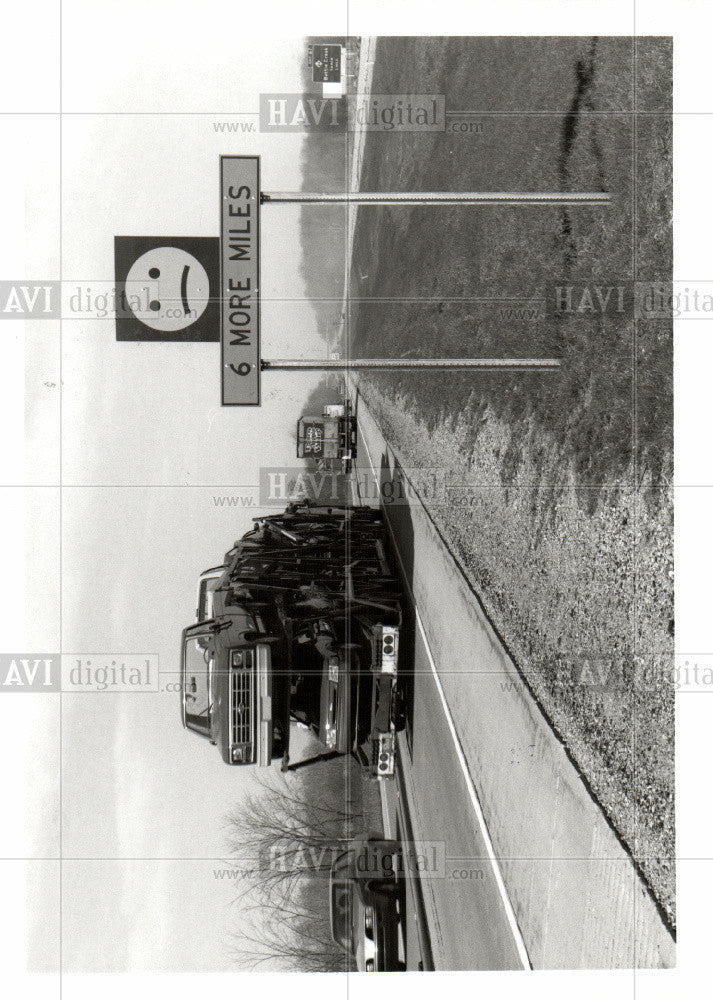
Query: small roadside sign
[
  {"left": 297, "top": 422, "right": 325, "bottom": 457},
  {"left": 311, "top": 44, "right": 342, "bottom": 84},
  {"left": 221, "top": 155, "right": 260, "bottom": 405}
]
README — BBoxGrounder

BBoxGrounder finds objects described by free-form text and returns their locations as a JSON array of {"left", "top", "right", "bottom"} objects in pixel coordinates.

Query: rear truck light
[
  {"left": 379, "top": 626, "right": 399, "bottom": 675},
  {"left": 328, "top": 653, "right": 340, "bottom": 684},
  {"left": 370, "top": 731, "right": 395, "bottom": 777}
]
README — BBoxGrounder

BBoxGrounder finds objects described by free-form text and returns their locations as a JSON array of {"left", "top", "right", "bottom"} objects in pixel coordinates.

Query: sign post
[
  {"left": 116, "top": 157, "right": 608, "bottom": 400},
  {"left": 260, "top": 358, "right": 561, "bottom": 372},
  {"left": 261, "top": 191, "right": 610, "bottom": 207}
]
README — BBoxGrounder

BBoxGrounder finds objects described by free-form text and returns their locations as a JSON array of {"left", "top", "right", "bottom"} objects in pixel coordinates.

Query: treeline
[{"left": 298, "top": 37, "right": 358, "bottom": 344}]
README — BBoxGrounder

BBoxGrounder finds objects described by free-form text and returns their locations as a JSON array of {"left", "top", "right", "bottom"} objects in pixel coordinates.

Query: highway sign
[
  {"left": 311, "top": 44, "right": 342, "bottom": 84},
  {"left": 221, "top": 155, "right": 260, "bottom": 405},
  {"left": 115, "top": 236, "right": 218, "bottom": 341}
]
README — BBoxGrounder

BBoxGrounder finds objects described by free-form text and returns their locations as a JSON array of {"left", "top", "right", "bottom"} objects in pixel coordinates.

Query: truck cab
[{"left": 180, "top": 610, "right": 278, "bottom": 766}]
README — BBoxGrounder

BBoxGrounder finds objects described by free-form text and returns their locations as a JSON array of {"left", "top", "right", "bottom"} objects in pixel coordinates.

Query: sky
[{"left": 15, "top": 22, "right": 347, "bottom": 972}]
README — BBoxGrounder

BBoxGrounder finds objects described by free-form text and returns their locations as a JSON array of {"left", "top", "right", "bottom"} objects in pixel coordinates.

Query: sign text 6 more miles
[{"left": 221, "top": 156, "right": 260, "bottom": 405}]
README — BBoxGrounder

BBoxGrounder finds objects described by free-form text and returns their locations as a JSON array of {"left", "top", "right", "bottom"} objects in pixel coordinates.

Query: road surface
[{"left": 350, "top": 387, "right": 675, "bottom": 971}]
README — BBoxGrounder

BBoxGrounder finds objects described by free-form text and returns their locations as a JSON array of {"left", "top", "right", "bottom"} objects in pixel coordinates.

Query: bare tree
[
  {"left": 225, "top": 752, "right": 364, "bottom": 971},
  {"left": 232, "top": 893, "right": 354, "bottom": 973}
]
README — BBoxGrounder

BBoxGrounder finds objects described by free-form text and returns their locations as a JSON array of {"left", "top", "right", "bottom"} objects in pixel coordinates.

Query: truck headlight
[{"left": 232, "top": 746, "right": 244, "bottom": 762}]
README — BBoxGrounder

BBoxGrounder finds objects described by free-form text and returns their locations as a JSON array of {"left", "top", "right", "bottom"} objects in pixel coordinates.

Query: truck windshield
[
  {"left": 183, "top": 635, "right": 213, "bottom": 737},
  {"left": 197, "top": 577, "right": 219, "bottom": 622},
  {"left": 197, "top": 566, "right": 226, "bottom": 622}
]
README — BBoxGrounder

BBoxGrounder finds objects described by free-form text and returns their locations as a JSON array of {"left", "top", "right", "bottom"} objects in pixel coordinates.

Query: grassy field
[{"left": 349, "top": 37, "right": 674, "bottom": 923}]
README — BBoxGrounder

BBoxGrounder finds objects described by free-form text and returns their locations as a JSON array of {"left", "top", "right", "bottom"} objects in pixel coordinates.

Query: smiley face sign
[
  {"left": 115, "top": 236, "right": 219, "bottom": 341},
  {"left": 125, "top": 246, "right": 210, "bottom": 332}
]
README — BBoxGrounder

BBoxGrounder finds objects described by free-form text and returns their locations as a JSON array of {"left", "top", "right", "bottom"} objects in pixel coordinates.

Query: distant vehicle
[
  {"left": 180, "top": 502, "right": 403, "bottom": 775},
  {"left": 296, "top": 400, "right": 357, "bottom": 474},
  {"left": 330, "top": 835, "right": 403, "bottom": 972}
]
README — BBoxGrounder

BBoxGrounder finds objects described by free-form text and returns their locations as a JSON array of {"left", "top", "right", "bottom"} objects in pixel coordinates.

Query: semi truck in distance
[
  {"left": 296, "top": 400, "right": 357, "bottom": 473},
  {"left": 180, "top": 501, "right": 403, "bottom": 777}
]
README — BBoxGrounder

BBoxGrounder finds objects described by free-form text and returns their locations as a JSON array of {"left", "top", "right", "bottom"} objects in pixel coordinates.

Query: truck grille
[{"left": 231, "top": 653, "right": 255, "bottom": 749}]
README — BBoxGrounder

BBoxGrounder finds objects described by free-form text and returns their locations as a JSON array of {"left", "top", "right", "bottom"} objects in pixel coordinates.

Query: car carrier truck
[{"left": 180, "top": 501, "right": 403, "bottom": 777}]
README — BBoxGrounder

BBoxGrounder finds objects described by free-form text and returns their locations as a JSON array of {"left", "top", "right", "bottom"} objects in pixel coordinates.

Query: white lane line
[
  {"left": 360, "top": 414, "right": 532, "bottom": 971},
  {"left": 413, "top": 605, "right": 531, "bottom": 970}
]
